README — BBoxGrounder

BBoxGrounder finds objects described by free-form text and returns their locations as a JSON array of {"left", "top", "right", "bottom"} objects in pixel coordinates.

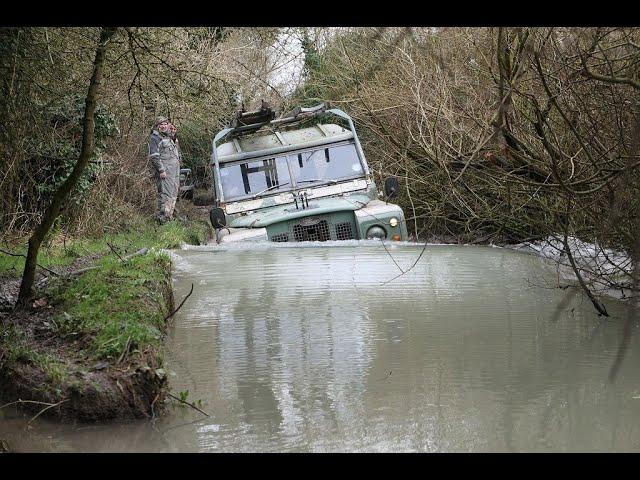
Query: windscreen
[
  {"left": 219, "top": 143, "right": 364, "bottom": 201},
  {"left": 288, "top": 144, "right": 363, "bottom": 185},
  {"left": 219, "top": 156, "right": 291, "bottom": 200}
]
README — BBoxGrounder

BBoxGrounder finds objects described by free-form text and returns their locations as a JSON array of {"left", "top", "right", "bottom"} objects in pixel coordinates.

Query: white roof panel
[{"left": 217, "top": 123, "right": 352, "bottom": 159}]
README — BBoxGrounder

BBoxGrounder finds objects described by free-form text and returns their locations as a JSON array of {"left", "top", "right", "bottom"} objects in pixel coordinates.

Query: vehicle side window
[{"left": 219, "top": 162, "right": 245, "bottom": 199}]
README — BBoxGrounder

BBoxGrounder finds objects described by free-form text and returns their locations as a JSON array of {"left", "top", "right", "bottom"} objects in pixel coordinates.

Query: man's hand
[{"left": 160, "top": 171, "right": 167, "bottom": 179}]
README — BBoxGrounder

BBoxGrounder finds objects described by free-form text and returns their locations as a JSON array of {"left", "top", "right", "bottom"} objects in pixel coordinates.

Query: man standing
[
  {"left": 169, "top": 122, "right": 183, "bottom": 164},
  {"left": 148, "top": 116, "right": 180, "bottom": 223}
]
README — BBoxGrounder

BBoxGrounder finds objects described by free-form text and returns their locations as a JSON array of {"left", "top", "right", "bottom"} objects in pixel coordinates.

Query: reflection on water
[{"left": 3, "top": 243, "right": 640, "bottom": 452}]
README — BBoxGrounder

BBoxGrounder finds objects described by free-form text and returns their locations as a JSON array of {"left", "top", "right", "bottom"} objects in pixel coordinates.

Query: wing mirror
[
  {"left": 210, "top": 207, "right": 226, "bottom": 229},
  {"left": 384, "top": 177, "right": 400, "bottom": 201}
]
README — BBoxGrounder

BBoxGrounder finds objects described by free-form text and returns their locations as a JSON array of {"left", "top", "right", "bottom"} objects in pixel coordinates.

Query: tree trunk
[{"left": 16, "top": 27, "right": 117, "bottom": 307}]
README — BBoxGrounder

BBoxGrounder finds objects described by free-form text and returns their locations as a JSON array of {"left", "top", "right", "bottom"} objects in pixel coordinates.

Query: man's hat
[{"left": 154, "top": 116, "right": 169, "bottom": 127}]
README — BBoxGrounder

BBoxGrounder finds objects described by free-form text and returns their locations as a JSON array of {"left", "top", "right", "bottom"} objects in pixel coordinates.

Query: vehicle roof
[{"left": 216, "top": 123, "right": 353, "bottom": 162}]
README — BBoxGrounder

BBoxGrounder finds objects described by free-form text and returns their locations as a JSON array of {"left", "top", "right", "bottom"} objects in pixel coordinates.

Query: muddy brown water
[{"left": 2, "top": 242, "right": 640, "bottom": 452}]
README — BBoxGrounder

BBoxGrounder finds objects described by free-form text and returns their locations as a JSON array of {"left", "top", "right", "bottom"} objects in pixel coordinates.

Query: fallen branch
[
  {"left": 0, "top": 398, "right": 64, "bottom": 411},
  {"left": 122, "top": 247, "right": 149, "bottom": 262},
  {"left": 70, "top": 247, "right": 149, "bottom": 276},
  {"left": 167, "top": 392, "right": 210, "bottom": 417},
  {"left": 73, "top": 247, "right": 149, "bottom": 276},
  {"left": 37, "top": 248, "right": 150, "bottom": 287},
  {"left": 27, "top": 399, "right": 68, "bottom": 426},
  {"left": 163, "top": 283, "right": 194, "bottom": 322},
  {"left": 562, "top": 232, "right": 609, "bottom": 317},
  {"left": 150, "top": 392, "right": 160, "bottom": 421},
  {"left": 64, "top": 265, "right": 98, "bottom": 277},
  {"left": 106, "top": 241, "right": 124, "bottom": 262}
]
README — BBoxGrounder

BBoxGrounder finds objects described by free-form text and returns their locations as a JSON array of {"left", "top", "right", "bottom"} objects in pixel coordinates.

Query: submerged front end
[{"left": 209, "top": 106, "right": 408, "bottom": 244}]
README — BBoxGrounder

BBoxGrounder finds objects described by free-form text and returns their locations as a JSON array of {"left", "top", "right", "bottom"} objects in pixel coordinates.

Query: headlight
[
  {"left": 389, "top": 217, "right": 398, "bottom": 227},
  {"left": 366, "top": 225, "right": 387, "bottom": 239}
]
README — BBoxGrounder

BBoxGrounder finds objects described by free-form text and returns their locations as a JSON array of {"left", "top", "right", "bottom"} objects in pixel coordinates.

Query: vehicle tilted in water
[{"left": 209, "top": 103, "right": 408, "bottom": 244}]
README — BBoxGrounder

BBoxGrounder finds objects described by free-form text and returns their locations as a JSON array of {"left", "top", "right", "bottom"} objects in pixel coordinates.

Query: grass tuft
[{"left": 2, "top": 215, "right": 209, "bottom": 366}]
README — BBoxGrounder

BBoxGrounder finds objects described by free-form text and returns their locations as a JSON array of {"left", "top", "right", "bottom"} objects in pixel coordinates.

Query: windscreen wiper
[
  {"left": 252, "top": 179, "right": 338, "bottom": 199},
  {"left": 295, "top": 179, "right": 338, "bottom": 186},
  {"left": 252, "top": 182, "right": 291, "bottom": 199}
]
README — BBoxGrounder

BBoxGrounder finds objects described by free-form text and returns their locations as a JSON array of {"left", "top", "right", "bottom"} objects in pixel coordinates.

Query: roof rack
[
  {"left": 227, "top": 103, "right": 330, "bottom": 136},
  {"left": 212, "top": 104, "right": 358, "bottom": 152},
  {"left": 230, "top": 100, "right": 276, "bottom": 128}
]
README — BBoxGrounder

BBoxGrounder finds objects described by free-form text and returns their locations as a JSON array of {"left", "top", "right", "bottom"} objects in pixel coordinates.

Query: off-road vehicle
[{"left": 209, "top": 104, "right": 408, "bottom": 244}]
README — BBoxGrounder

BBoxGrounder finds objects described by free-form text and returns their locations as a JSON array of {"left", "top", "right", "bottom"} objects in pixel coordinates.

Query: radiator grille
[
  {"left": 271, "top": 233, "right": 289, "bottom": 242},
  {"left": 270, "top": 214, "right": 356, "bottom": 242},
  {"left": 335, "top": 221, "right": 354, "bottom": 240},
  {"left": 293, "top": 219, "right": 331, "bottom": 242}
]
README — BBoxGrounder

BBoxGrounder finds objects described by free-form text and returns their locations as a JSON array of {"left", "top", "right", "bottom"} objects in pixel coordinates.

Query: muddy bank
[
  {"left": 0, "top": 345, "right": 168, "bottom": 422},
  {"left": 0, "top": 254, "right": 174, "bottom": 422},
  {"left": 0, "top": 214, "right": 212, "bottom": 423}
]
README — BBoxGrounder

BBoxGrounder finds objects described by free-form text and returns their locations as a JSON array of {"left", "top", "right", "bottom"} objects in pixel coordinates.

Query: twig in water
[
  {"left": 163, "top": 283, "right": 194, "bottom": 322},
  {"left": 381, "top": 238, "right": 429, "bottom": 286},
  {"left": 0, "top": 399, "right": 62, "bottom": 411},
  {"left": 27, "top": 399, "right": 68, "bottom": 426},
  {"left": 562, "top": 232, "right": 608, "bottom": 317},
  {"left": 379, "top": 239, "right": 405, "bottom": 274},
  {"left": 167, "top": 392, "right": 210, "bottom": 417},
  {"left": 150, "top": 392, "right": 160, "bottom": 421}
]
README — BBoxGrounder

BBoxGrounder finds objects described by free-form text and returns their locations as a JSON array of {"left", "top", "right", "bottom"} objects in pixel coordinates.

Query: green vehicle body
[{"left": 209, "top": 105, "right": 408, "bottom": 244}]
